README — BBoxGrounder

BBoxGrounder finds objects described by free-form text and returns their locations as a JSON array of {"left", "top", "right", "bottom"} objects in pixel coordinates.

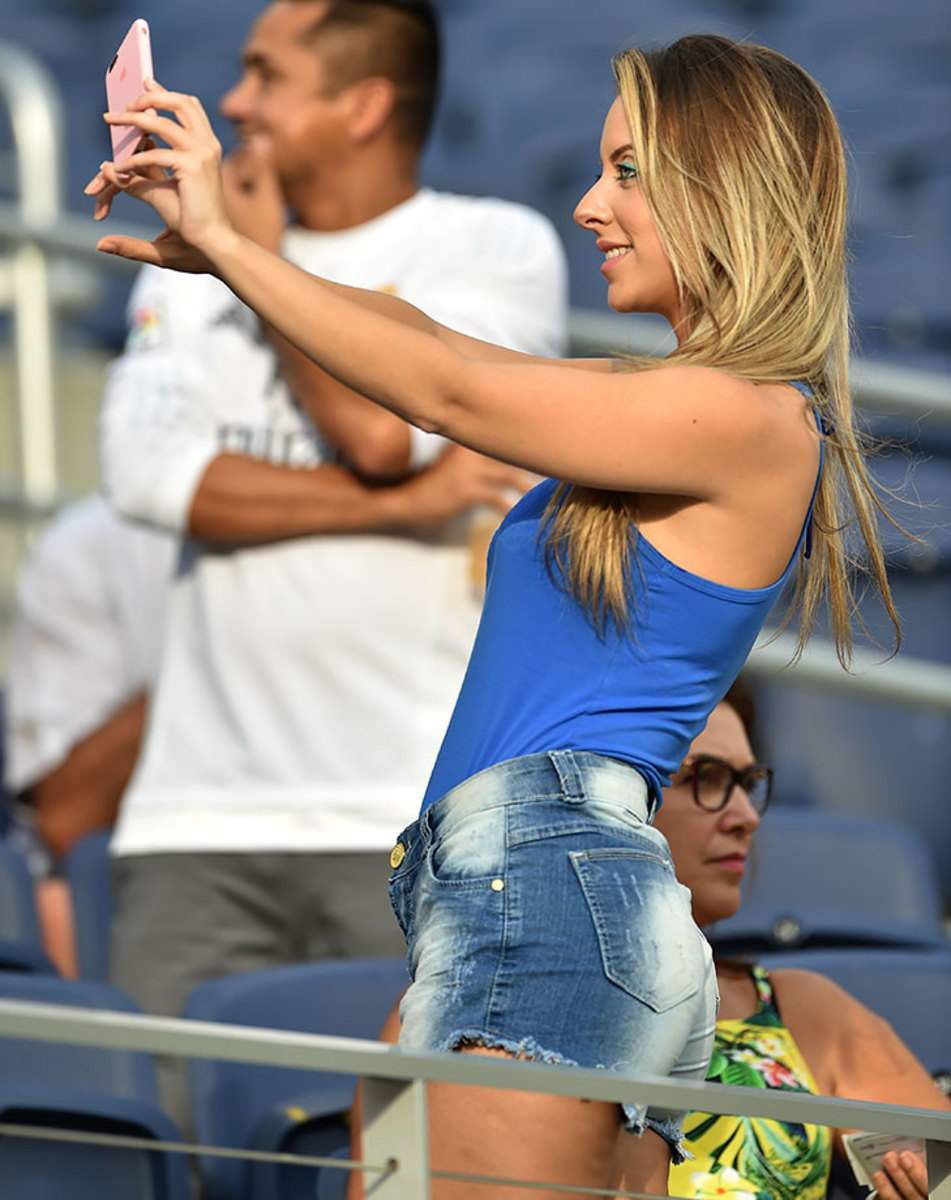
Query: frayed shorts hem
[{"left": 434, "top": 1026, "right": 691, "bottom": 1165}]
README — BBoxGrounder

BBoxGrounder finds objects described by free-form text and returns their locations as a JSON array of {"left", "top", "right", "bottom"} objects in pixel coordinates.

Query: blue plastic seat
[
  {"left": 0, "top": 689, "right": 8, "bottom": 838},
  {"left": 0, "top": 1084, "right": 191, "bottom": 1200},
  {"left": 315, "top": 1143, "right": 351, "bottom": 1200},
  {"left": 758, "top": 946, "right": 951, "bottom": 1083},
  {"left": 706, "top": 808, "right": 947, "bottom": 953},
  {"left": 0, "top": 840, "right": 56, "bottom": 973},
  {"left": 183, "top": 957, "right": 409, "bottom": 1200},
  {"left": 65, "top": 830, "right": 113, "bottom": 981},
  {"left": 0, "top": 973, "right": 189, "bottom": 1197},
  {"left": 0, "top": 973, "right": 158, "bottom": 1098}
]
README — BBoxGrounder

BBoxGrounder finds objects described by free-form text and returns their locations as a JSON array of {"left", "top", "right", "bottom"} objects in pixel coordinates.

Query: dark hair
[
  {"left": 722, "top": 675, "right": 756, "bottom": 743},
  {"left": 296, "top": 0, "right": 440, "bottom": 148}
]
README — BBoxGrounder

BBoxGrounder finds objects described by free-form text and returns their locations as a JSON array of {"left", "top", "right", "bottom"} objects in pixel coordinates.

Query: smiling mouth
[{"left": 604, "top": 246, "right": 632, "bottom": 260}]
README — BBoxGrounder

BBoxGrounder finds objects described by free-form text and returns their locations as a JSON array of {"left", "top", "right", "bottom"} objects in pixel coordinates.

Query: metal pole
[
  {"left": 929, "top": 1139, "right": 951, "bottom": 1200},
  {"left": 363, "top": 1077, "right": 431, "bottom": 1199},
  {"left": 746, "top": 631, "right": 951, "bottom": 714},
  {"left": 0, "top": 42, "right": 65, "bottom": 508}
]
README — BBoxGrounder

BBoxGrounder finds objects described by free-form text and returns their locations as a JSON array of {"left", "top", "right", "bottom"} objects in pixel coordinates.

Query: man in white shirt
[
  {"left": 98, "top": 0, "right": 567, "bottom": 1125},
  {"left": 3, "top": 495, "right": 176, "bottom": 973}
]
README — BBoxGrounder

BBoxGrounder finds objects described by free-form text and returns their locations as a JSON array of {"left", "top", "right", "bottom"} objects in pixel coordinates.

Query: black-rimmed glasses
[{"left": 681, "top": 755, "right": 773, "bottom": 814}]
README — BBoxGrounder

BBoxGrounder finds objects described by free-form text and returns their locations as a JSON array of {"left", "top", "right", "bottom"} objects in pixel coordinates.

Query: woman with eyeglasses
[{"left": 655, "top": 680, "right": 951, "bottom": 1200}]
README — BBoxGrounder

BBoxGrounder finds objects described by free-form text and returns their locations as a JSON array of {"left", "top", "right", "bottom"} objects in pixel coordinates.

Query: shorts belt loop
[{"left": 547, "top": 750, "right": 586, "bottom": 804}]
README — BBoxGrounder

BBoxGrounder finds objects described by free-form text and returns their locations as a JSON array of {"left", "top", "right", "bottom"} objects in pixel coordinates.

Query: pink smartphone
[{"left": 105, "top": 18, "right": 154, "bottom": 162}]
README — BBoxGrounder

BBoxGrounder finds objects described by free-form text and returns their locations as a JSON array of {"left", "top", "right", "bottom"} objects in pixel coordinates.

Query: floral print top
[{"left": 668, "top": 965, "right": 832, "bottom": 1200}]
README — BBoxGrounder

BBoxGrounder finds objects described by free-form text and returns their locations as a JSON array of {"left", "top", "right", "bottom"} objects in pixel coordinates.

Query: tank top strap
[
  {"left": 750, "top": 964, "right": 780, "bottom": 1017},
  {"left": 787, "top": 381, "right": 827, "bottom": 561}
]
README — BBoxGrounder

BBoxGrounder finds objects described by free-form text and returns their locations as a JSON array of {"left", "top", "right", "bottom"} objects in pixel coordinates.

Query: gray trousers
[{"left": 109, "top": 851, "right": 407, "bottom": 1138}]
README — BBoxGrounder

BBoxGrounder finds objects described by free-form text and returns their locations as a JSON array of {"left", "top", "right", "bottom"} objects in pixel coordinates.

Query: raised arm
[
  {"left": 91, "top": 118, "right": 602, "bottom": 377},
  {"left": 92, "top": 84, "right": 798, "bottom": 501},
  {"left": 101, "top": 270, "right": 531, "bottom": 546}
]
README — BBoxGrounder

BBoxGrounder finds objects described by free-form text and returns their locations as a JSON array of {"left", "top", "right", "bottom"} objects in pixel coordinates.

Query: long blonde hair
[{"left": 545, "top": 34, "right": 900, "bottom": 663}]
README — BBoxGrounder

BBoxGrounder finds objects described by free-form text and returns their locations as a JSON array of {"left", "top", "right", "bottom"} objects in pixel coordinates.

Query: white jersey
[
  {"left": 100, "top": 188, "right": 568, "bottom": 855},
  {"left": 4, "top": 495, "right": 176, "bottom": 794}
]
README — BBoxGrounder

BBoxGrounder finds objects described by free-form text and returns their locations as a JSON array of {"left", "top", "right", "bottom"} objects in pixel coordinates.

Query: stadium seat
[
  {"left": 0, "top": 840, "right": 56, "bottom": 974},
  {"left": 0, "top": 939, "right": 57, "bottom": 975},
  {"left": 245, "top": 1089, "right": 365, "bottom": 1200},
  {"left": 758, "top": 946, "right": 951, "bottom": 1086},
  {"left": 0, "top": 690, "right": 8, "bottom": 838},
  {"left": 183, "top": 957, "right": 409, "bottom": 1200},
  {"left": 0, "top": 972, "right": 158, "bottom": 1099},
  {"left": 755, "top": 443, "right": 951, "bottom": 905},
  {"left": 65, "top": 830, "right": 113, "bottom": 981},
  {"left": 0, "top": 972, "right": 189, "bottom": 1197},
  {"left": 314, "top": 1144, "right": 351, "bottom": 1200},
  {"left": 706, "top": 808, "right": 947, "bottom": 954},
  {"left": 0, "top": 1084, "right": 190, "bottom": 1200}
]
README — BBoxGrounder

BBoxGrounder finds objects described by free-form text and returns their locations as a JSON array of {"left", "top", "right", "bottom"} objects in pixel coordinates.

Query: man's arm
[
  {"left": 98, "top": 270, "right": 414, "bottom": 544},
  {"left": 30, "top": 694, "right": 147, "bottom": 859},
  {"left": 102, "top": 169, "right": 422, "bottom": 544},
  {"left": 102, "top": 268, "right": 532, "bottom": 546},
  {"left": 262, "top": 333, "right": 412, "bottom": 480},
  {"left": 3, "top": 498, "right": 164, "bottom": 857},
  {"left": 187, "top": 445, "right": 527, "bottom": 544},
  {"left": 102, "top": 147, "right": 564, "bottom": 544},
  {"left": 221, "top": 146, "right": 411, "bottom": 480}
]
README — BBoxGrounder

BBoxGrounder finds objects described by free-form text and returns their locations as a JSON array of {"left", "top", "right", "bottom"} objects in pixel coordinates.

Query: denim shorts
[{"left": 388, "top": 750, "right": 718, "bottom": 1157}]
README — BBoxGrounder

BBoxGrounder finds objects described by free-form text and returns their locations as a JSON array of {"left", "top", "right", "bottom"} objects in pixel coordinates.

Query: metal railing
[
  {"left": 568, "top": 309, "right": 951, "bottom": 426},
  {"left": 0, "top": 41, "right": 64, "bottom": 510},
  {"left": 0, "top": 999, "right": 949, "bottom": 1198}
]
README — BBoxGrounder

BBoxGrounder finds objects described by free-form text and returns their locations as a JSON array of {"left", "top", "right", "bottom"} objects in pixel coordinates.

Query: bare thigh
[
  {"left": 428, "top": 1045, "right": 670, "bottom": 1200},
  {"left": 347, "top": 1007, "right": 670, "bottom": 1200}
]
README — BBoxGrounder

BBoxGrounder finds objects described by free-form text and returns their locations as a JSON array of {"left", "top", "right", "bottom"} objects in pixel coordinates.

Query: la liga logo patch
[{"left": 126, "top": 304, "right": 164, "bottom": 351}]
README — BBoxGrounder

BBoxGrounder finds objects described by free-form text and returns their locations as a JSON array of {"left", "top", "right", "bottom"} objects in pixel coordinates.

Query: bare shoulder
[
  {"left": 627, "top": 364, "right": 798, "bottom": 415},
  {"left": 771, "top": 967, "right": 951, "bottom": 1110},
  {"left": 768, "top": 968, "right": 878, "bottom": 1064},
  {"left": 623, "top": 366, "right": 810, "bottom": 453},
  {"left": 770, "top": 967, "right": 865, "bottom": 1022}
]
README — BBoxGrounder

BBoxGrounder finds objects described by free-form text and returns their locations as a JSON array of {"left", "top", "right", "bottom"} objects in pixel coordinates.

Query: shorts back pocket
[{"left": 570, "top": 847, "right": 701, "bottom": 1012}]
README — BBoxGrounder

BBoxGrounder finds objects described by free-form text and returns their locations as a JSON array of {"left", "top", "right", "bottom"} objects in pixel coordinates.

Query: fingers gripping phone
[{"left": 105, "top": 18, "right": 154, "bottom": 162}]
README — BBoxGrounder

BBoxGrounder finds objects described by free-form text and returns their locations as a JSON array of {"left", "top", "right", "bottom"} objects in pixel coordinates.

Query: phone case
[{"left": 105, "top": 18, "right": 154, "bottom": 162}]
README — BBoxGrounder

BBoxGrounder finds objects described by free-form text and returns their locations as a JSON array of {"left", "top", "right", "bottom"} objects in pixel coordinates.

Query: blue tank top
[{"left": 422, "top": 390, "right": 823, "bottom": 812}]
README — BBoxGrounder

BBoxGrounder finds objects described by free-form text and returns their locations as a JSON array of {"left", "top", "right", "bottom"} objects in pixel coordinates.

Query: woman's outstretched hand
[{"left": 85, "top": 79, "right": 238, "bottom": 273}]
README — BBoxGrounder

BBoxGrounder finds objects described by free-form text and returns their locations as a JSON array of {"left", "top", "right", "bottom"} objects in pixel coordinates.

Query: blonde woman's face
[
  {"left": 653, "top": 703, "right": 762, "bottom": 928},
  {"left": 574, "top": 99, "right": 681, "bottom": 326}
]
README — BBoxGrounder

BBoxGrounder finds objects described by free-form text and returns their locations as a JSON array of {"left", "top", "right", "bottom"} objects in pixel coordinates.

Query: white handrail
[
  {"left": 0, "top": 1000, "right": 948, "bottom": 1199},
  {"left": 747, "top": 631, "right": 951, "bottom": 713},
  {"left": 0, "top": 41, "right": 64, "bottom": 509},
  {"left": 569, "top": 308, "right": 951, "bottom": 423}
]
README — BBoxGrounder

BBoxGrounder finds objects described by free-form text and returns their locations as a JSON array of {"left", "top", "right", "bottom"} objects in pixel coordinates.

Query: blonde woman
[{"left": 90, "top": 32, "right": 899, "bottom": 1200}]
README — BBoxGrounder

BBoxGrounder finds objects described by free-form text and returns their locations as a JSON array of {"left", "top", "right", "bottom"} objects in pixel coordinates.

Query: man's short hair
[{"left": 294, "top": 0, "right": 441, "bottom": 149}]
